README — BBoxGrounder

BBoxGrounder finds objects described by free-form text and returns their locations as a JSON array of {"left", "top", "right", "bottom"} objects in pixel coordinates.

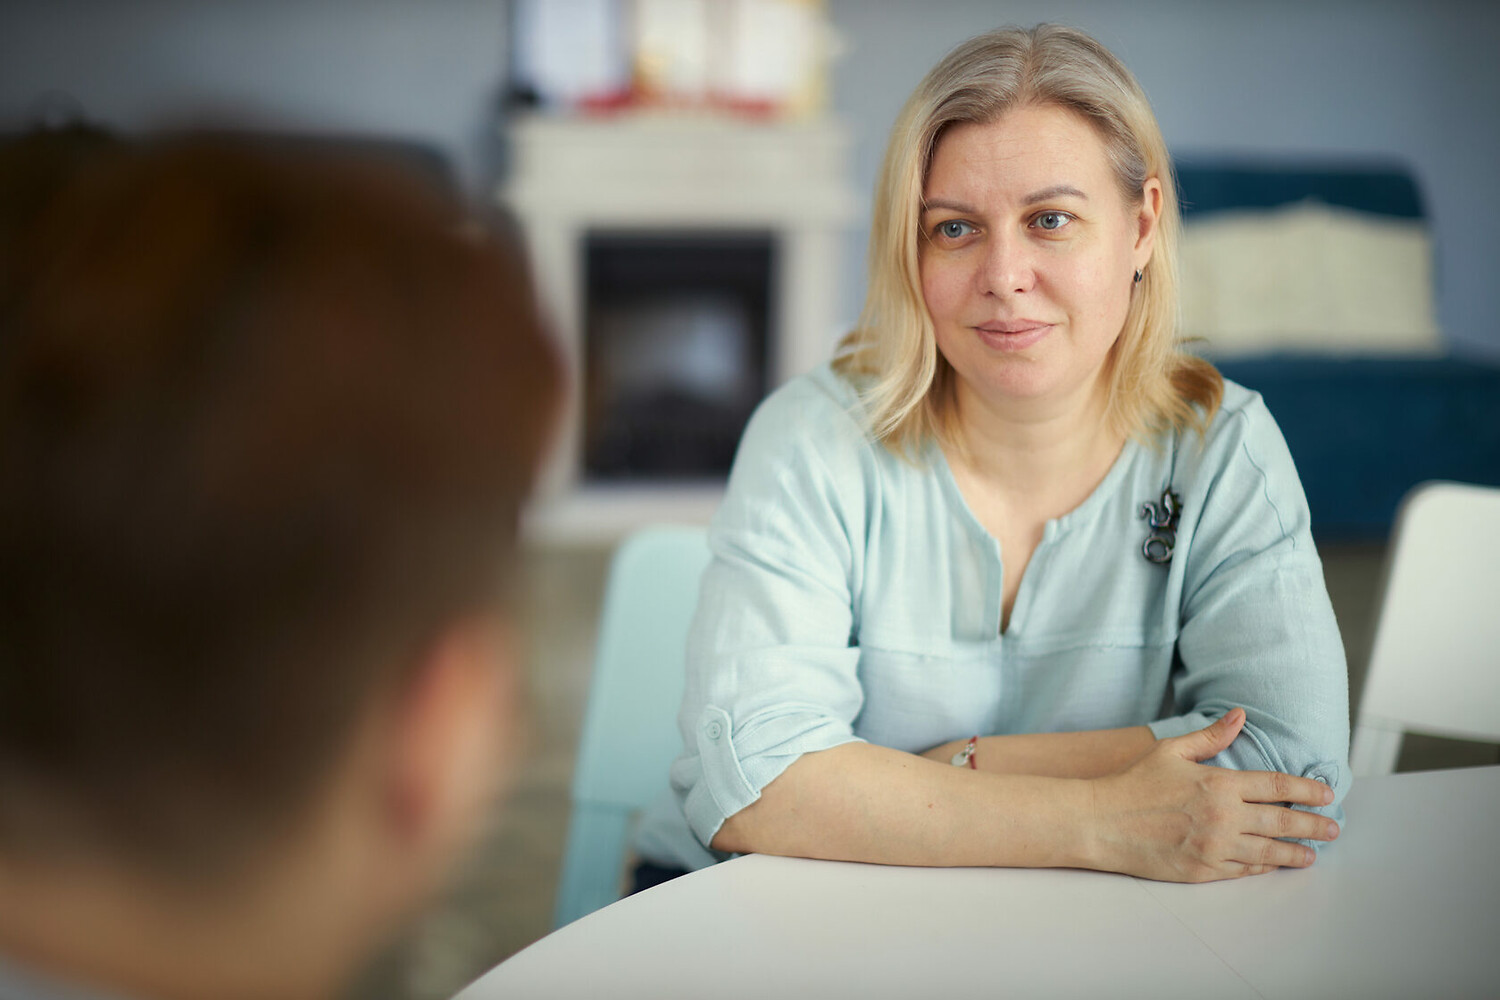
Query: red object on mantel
[
  {"left": 575, "top": 86, "right": 782, "bottom": 120},
  {"left": 576, "top": 88, "right": 637, "bottom": 114}
]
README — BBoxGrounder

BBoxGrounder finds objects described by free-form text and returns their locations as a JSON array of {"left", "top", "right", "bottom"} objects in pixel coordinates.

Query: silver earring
[{"left": 1133, "top": 269, "right": 1143, "bottom": 284}]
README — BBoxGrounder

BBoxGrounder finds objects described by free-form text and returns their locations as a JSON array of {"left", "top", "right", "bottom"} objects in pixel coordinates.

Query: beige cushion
[{"left": 1178, "top": 199, "right": 1442, "bottom": 356}]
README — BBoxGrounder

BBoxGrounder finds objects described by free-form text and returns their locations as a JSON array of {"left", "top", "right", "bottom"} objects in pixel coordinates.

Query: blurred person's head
[
  {"left": 0, "top": 133, "right": 561, "bottom": 1000},
  {"left": 836, "top": 24, "right": 1220, "bottom": 452},
  {"left": 0, "top": 123, "right": 121, "bottom": 326}
]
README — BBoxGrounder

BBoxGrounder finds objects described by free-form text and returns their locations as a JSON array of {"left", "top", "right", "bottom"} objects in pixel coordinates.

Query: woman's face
[{"left": 919, "top": 104, "right": 1160, "bottom": 418}]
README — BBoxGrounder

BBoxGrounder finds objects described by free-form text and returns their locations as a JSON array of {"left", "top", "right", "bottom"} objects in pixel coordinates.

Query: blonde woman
[{"left": 634, "top": 24, "right": 1348, "bottom": 887}]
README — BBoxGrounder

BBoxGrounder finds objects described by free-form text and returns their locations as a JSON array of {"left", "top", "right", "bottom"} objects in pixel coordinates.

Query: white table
[{"left": 460, "top": 766, "right": 1500, "bottom": 999}]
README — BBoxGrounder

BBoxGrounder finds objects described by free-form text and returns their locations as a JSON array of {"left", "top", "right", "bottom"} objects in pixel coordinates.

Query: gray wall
[
  {"left": 0, "top": 0, "right": 509, "bottom": 191},
  {"left": 2, "top": 0, "right": 1497, "bottom": 357},
  {"left": 829, "top": 0, "right": 1500, "bottom": 360}
]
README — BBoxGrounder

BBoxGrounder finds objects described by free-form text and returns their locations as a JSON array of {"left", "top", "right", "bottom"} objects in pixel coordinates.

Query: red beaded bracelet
[{"left": 950, "top": 735, "right": 979, "bottom": 769}]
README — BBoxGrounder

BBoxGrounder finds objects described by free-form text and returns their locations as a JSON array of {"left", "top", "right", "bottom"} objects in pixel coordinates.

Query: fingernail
[
  {"left": 1326, "top": 821, "right": 1340, "bottom": 839},
  {"left": 1303, "top": 847, "right": 1316, "bottom": 866},
  {"left": 1322, "top": 786, "right": 1334, "bottom": 805}
]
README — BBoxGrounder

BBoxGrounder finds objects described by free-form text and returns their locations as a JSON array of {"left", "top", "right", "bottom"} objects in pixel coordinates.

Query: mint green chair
[{"left": 553, "top": 525, "right": 711, "bottom": 928}]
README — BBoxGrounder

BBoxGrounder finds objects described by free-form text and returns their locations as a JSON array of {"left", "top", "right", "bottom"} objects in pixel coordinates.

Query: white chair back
[{"left": 1350, "top": 481, "right": 1500, "bottom": 775}]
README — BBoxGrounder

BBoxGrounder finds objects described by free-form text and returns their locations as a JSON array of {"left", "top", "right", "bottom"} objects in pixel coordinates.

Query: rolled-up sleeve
[
  {"left": 1146, "top": 400, "right": 1352, "bottom": 837},
  {"left": 671, "top": 381, "right": 872, "bottom": 851}
]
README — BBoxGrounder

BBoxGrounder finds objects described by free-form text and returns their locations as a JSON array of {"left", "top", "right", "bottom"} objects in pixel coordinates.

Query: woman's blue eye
[
  {"left": 1035, "top": 212, "right": 1071, "bottom": 231},
  {"left": 937, "top": 220, "right": 973, "bottom": 239}
]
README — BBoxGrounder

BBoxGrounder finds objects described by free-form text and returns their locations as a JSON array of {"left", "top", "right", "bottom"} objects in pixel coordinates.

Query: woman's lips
[{"left": 973, "top": 320, "right": 1053, "bottom": 352}]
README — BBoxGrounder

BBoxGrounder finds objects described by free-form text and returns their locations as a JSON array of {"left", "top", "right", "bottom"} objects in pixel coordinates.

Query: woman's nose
[{"left": 979, "top": 232, "right": 1036, "bottom": 297}]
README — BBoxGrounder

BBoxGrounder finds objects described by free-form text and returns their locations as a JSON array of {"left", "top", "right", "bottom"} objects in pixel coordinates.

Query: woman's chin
[
  {"left": 967, "top": 363, "right": 1061, "bottom": 404},
  {"left": 956, "top": 361, "right": 1108, "bottom": 416}
]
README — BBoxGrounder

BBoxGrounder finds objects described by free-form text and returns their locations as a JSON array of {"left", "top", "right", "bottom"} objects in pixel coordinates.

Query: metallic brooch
[{"left": 1139, "top": 488, "right": 1182, "bottom": 565}]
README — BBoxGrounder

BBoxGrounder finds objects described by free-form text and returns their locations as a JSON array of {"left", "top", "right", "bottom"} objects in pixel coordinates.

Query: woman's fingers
[
  {"left": 1164, "top": 709, "right": 1335, "bottom": 809},
  {"left": 1236, "top": 768, "right": 1336, "bottom": 808},
  {"left": 1234, "top": 835, "right": 1318, "bottom": 871},
  {"left": 1245, "top": 803, "right": 1341, "bottom": 842},
  {"left": 1169, "top": 706, "right": 1246, "bottom": 763}
]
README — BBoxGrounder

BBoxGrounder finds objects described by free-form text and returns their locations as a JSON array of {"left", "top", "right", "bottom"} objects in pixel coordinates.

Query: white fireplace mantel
[{"left": 500, "top": 113, "right": 859, "bottom": 544}]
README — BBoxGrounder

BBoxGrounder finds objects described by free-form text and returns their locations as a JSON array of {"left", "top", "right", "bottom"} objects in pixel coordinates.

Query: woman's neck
[{"left": 946, "top": 375, "right": 1124, "bottom": 514}]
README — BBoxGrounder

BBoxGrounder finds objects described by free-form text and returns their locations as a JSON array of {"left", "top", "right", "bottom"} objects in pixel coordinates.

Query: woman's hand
[{"left": 1086, "top": 707, "right": 1340, "bottom": 882}]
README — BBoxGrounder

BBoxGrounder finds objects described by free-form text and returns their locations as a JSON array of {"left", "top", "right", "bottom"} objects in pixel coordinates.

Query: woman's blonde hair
[{"left": 834, "top": 24, "right": 1221, "bottom": 454}]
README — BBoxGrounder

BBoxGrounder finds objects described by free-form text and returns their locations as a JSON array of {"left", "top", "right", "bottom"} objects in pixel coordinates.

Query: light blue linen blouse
[{"left": 635, "top": 363, "right": 1351, "bottom": 871}]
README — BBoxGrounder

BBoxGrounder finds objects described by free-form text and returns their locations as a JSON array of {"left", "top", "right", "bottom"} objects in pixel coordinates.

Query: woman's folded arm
[{"left": 714, "top": 709, "right": 1340, "bottom": 882}]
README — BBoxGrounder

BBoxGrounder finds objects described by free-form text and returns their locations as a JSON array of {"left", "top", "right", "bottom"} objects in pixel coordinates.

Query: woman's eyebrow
[
  {"left": 921, "top": 186, "right": 1089, "bottom": 215},
  {"left": 921, "top": 197, "right": 977, "bottom": 215},
  {"left": 1023, "top": 184, "right": 1088, "bottom": 204}
]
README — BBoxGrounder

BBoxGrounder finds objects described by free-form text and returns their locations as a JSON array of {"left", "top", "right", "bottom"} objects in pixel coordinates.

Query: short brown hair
[
  {"left": 0, "top": 136, "right": 561, "bottom": 875},
  {"left": 836, "top": 24, "right": 1221, "bottom": 453}
]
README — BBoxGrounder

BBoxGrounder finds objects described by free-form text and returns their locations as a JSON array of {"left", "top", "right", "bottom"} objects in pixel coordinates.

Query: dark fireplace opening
[{"left": 584, "top": 231, "right": 774, "bottom": 481}]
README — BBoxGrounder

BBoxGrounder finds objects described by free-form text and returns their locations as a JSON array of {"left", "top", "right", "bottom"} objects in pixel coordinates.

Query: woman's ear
[
  {"left": 382, "top": 613, "right": 523, "bottom": 866},
  {"left": 1134, "top": 176, "right": 1164, "bottom": 265}
]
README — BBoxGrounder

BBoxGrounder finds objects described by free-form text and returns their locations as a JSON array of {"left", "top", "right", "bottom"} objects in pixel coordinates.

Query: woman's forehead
[{"left": 925, "top": 106, "right": 1115, "bottom": 203}]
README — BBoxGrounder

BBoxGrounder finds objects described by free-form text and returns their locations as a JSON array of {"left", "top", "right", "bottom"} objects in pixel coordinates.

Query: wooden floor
[{"left": 351, "top": 540, "right": 1499, "bottom": 1000}]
